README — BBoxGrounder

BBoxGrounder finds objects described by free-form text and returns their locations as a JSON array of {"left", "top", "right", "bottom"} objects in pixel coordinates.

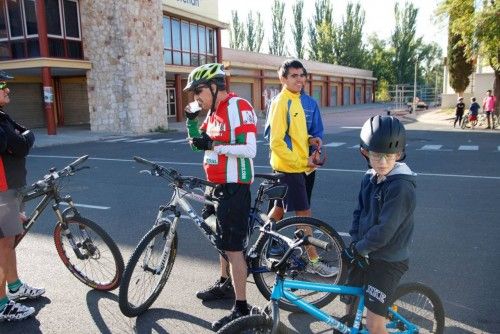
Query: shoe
[
  {"left": 305, "top": 259, "right": 339, "bottom": 277},
  {"left": 195, "top": 279, "right": 234, "bottom": 301},
  {"left": 7, "top": 283, "right": 45, "bottom": 301},
  {"left": 0, "top": 300, "right": 35, "bottom": 322},
  {"left": 211, "top": 307, "right": 249, "bottom": 331}
]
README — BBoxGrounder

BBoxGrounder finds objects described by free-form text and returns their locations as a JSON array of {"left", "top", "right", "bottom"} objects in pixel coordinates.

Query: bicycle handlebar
[
  {"left": 30, "top": 155, "right": 90, "bottom": 191},
  {"left": 133, "top": 156, "right": 216, "bottom": 189},
  {"left": 259, "top": 221, "right": 332, "bottom": 272}
]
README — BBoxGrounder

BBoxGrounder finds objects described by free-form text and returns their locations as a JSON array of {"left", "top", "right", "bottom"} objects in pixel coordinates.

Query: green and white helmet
[{"left": 183, "top": 63, "right": 226, "bottom": 91}]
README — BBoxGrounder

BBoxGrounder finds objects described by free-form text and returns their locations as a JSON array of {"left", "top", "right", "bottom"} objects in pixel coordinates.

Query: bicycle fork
[
  {"left": 143, "top": 209, "right": 178, "bottom": 275},
  {"left": 55, "top": 199, "right": 95, "bottom": 260}
]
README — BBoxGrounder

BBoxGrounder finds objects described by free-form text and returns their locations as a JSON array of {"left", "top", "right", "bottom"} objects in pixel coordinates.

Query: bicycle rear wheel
[
  {"left": 53, "top": 216, "right": 124, "bottom": 291},
  {"left": 217, "top": 314, "right": 290, "bottom": 334},
  {"left": 387, "top": 282, "right": 445, "bottom": 334},
  {"left": 251, "top": 216, "right": 346, "bottom": 312},
  {"left": 119, "top": 223, "right": 177, "bottom": 317}
]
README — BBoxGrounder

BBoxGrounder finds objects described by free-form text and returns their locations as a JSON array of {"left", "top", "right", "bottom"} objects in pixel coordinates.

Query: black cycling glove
[
  {"left": 191, "top": 132, "right": 213, "bottom": 151},
  {"left": 341, "top": 242, "right": 369, "bottom": 269},
  {"left": 184, "top": 105, "right": 201, "bottom": 120}
]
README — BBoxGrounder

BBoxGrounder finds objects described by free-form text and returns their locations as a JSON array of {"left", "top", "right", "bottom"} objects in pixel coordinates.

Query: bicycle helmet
[
  {"left": 183, "top": 63, "right": 226, "bottom": 92},
  {"left": 360, "top": 115, "right": 406, "bottom": 159}
]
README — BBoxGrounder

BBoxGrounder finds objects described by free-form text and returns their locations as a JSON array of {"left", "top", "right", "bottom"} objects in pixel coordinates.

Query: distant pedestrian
[
  {"left": 468, "top": 97, "right": 480, "bottom": 129},
  {"left": 453, "top": 97, "right": 465, "bottom": 128},
  {"left": 482, "top": 89, "right": 497, "bottom": 129}
]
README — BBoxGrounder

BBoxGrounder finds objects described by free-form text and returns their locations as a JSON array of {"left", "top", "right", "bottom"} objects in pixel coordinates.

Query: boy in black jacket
[
  {"left": 0, "top": 71, "right": 44, "bottom": 322},
  {"left": 341, "top": 115, "right": 416, "bottom": 334}
]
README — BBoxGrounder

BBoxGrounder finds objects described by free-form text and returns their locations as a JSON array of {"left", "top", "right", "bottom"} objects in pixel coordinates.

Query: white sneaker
[
  {"left": 0, "top": 300, "right": 35, "bottom": 321},
  {"left": 7, "top": 283, "right": 45, "bottom": 301},
  {"left": 305, "top": 259, "right": 339, "bottom": 277}
]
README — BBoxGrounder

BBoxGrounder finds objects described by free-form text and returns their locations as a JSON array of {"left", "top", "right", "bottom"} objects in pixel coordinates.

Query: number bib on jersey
[{"left": 204, "top": 151, "right": 219, "bottom": 165}]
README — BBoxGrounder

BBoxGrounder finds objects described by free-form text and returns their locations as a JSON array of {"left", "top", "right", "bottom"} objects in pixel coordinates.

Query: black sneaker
[
  {"left": 196, "top": 280, "right": 235, "bottom": 301},
  {"left": 211, "top": 307, "right": 249, "bottom": 331}
]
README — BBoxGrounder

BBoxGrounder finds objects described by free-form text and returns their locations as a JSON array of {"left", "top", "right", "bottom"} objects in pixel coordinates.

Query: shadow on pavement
[
  {"left": 135, "top": 308, "right": 213, "bottom": 333},
  {"left": 86, "top": 290, "right": 136, "bottom": 334},
  {"left": 0, "top": 296, "right": 50, "bottom": 333}
]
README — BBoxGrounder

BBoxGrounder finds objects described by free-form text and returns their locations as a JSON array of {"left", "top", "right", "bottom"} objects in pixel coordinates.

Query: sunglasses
[
  {"left": 0, "top": 81, "right": 7, "bottom": 90},
  {"left": 193, "top": 85, "right": 208, "bottom": 95},
  {"left": 368, "top": 152, "right": 399, "bottom": 162}
]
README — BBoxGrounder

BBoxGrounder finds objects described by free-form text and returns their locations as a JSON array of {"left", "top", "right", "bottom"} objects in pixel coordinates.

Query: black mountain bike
[
  {"left": 118, "top": 156, "right": 346, "bottom": 317},
  {"left": 17, "top": 155, "right": 124, "bottom": 291}
]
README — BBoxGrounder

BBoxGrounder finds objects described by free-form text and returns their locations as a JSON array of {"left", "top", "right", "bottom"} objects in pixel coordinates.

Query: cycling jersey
[{"left": 187, "top": 92, "right": 257, "bottom": 184}]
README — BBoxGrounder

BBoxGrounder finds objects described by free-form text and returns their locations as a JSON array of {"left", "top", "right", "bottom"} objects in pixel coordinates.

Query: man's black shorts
[
  {"left": 274, "top": 172, "right": 309, "bottom": 212},
  {"left": 341, "top": 259, "right": 408, "bottom": 316},
  {"left": 214, "top": 183, "right": 251, "bottom": 252}
]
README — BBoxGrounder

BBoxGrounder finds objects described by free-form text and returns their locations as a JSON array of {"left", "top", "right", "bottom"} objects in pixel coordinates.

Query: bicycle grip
[
  {"left": 69, "top": 155, "right": 89, "bottom": 170},
  {"left": 305, "top": 236, "right": 332, "bottom": 251}
]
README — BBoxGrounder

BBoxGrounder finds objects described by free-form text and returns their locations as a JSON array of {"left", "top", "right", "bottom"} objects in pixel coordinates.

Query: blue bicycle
[{"left": 218, "top": 222, "right": 445, "bottom": 334}]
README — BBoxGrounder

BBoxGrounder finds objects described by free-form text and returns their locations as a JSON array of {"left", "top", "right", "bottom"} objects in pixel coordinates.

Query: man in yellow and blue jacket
[{"left": 266, "top": 59, "right": 337, "bottom": 277}]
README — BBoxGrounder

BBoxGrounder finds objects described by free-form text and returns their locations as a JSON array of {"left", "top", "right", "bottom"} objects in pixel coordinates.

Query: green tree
[
  {"left": 437, "top": 0, "right": 499, "bottom": 106},
  {"left": 334, "top": 2, "right": 367, "bottom": 68},
  {"left": 391, "top": 2, "right": 422, "bottom": 84},
  {"left": 367, "top": 34, "right": 395, "bottom": 85},
  {"left": 418, "top": 42, "right": 443, "bottom": 88},
  {"left": 291, "top": 0, "right": 305, "bottom": 59},
  {"left": 229, "top": 10, "right": 245, "bottom": 50},
  {"left": 446, "top": 0, "right": 474, "bottom": 95},
  {"left": 269, "top": 0, "right": 286, "bottom": 56},
  {"left": 244, "top": 11, "right": 264, "bottom": 52},
  {"left": 308, "top": 0, "right": 335, "bottom": 62}
]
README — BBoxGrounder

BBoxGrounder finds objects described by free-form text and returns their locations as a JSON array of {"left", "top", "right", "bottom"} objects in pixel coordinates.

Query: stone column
[{"left": 80, "top": 0, "right": 167, "bottom": 134}]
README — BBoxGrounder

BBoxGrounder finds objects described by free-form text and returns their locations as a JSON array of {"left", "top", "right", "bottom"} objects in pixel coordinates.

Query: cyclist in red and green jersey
[{"left": 184, "top": 63, "right": 257, "bottom": 331}]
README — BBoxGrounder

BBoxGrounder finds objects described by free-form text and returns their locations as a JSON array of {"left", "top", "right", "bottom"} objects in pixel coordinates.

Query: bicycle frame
[
  {"left": 155, "top": 184, "right": 225, "bottom": 257},
  {"left": 16, "top": 183, "right": 79, "bottom": 247},
  {"left": 268, "top": 277, "right": 418, "bottom": 334}
]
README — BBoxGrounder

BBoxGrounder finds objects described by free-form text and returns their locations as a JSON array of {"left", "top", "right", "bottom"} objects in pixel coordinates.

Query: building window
[
  {"left": 313, "top": 85, "right": 322, "bottom": 105},
  {"left": 163, "top": 15, "right": 217, "bottom": 67},
  {"left": 355, "top": 86, "right": 362, "bottom": 104},
  {"left": 0, "top": 0, "right": 82, "bottom": 59},
  {"left": 343, "top": 86, "right": 351, "bottom": 106},
  {"left": 330, "top": 86, "right": 337, "bottom": 106}
]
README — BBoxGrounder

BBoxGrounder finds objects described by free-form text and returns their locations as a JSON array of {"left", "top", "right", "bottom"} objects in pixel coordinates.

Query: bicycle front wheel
[
  {"left": 217, "top": 314, "right": 290, "bottom": 334},
  {"left": 53, "top": 216, "right": 124, "bottom": 291},
  {"left": 387, "top": 282, "right": 445, "bottom": 334},
  {"left": 251, "top": 216, "right": 346, "bottom": 312},
  {"left": 119, "top": 223, "right": 177, "bottom": 317}
]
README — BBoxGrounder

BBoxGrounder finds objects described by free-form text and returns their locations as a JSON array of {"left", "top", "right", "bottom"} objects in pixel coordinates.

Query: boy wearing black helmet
[{"left": 340, "top": 115, "right": 416, "bottom": 333}]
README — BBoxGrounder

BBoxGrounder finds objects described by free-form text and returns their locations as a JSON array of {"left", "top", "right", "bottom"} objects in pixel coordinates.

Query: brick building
[{"left": 0, "top": 0, "right": 376, "bottom": 135}]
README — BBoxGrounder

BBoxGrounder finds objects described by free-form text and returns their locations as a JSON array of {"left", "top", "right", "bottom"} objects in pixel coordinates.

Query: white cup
[{"left": 188, "top": 101, "right": 201, "bottom": 113}]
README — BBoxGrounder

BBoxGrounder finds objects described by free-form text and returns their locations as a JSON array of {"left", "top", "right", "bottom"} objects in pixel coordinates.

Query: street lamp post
[{"left": 412, "top": 59, "right": 417, "bottom": 114}]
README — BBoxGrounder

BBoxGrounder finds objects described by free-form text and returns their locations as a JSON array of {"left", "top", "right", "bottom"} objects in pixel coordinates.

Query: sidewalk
[{"left": 30, "top": 105, "right": 496, "bottom": 148}]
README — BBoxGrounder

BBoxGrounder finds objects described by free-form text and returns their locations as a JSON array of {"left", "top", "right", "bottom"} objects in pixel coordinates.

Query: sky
[{"left": 218, "top": 0, "right": 448, "bottom": 56}]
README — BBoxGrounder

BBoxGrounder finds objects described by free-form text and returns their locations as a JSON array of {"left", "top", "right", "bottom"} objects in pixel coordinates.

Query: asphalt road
[{"left": 2, "top": 115, "right": 499, "bottom": 333}]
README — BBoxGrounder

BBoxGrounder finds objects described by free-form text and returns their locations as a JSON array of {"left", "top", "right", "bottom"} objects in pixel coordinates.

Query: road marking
[
  {"left": 323, "top": 142, "right": 346, "bottom": 147},
  {"left": 103, "top": 138, "right": 128, "bottom": 142},
  {"left": 458, "top": 145, "right": 478, "bottom": 151},
  {"left": 60, "top": 202, "right": 110, "bottom": 210},
  {"left": 169, "top": 139, "right": 188, "bottom": 143},
  {"left": 341, "top": 126, "right": 362, "bottom": 129},
  {"left": 349, "top": 145, "right": 359, "bottom": 149},
  {"left": 418, "top": 145, "right": 443, "bottom": 151},
  {"left": 126, "top": 138, "right": 150, "bottom": 142},
  {"left": 140, "top": 138, "right": 172, "bottom": 143},
  {"left": 498, "top": 146, "right": 500, "bottom": 151},
  {"left": 28, "top": 155, "right": 500, "bottom": 180}
]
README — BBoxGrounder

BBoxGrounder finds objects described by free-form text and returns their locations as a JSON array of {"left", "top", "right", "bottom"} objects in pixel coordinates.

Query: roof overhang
[
  {"left": 163, "top": 5, "right": 229, "bottom": 29},
  {"left": 0, "top": 58, "right": 91, "bottom": 77}
]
